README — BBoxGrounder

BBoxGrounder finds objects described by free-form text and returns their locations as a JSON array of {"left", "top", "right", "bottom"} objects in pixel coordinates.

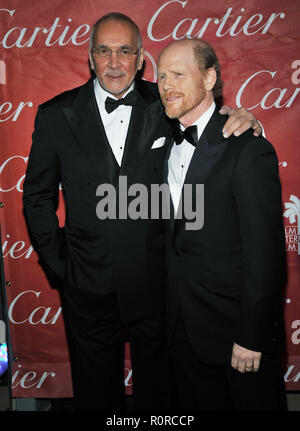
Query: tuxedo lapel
[
  {"left": 163, "top": 136, "right": 174, "bottom": 185},
  {"left": 119, "top": 89, "right": 148, "bottom": 176},
  {"left": 119, "top": 80, "right": 168, "bottom": 178},
  {"left": 163, "top": 137, "right": 176, "bottom": 235},
  {"left": 173, "top": 110, "right": 229, "bottom": 240},
  {"left": 62, "top": 79, "right": 119, "bottom": 185}
]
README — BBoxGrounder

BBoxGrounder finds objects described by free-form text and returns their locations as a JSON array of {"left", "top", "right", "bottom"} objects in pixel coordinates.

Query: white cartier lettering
[{"left": 147, "top": 1, "right": 285, "bottom": 42}]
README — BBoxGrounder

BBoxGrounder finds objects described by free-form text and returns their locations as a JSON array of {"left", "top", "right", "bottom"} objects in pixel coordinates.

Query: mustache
[
  {"left": 104, "top": 69, "right": 126, "bottom": 78},
  {"left": 161, "top": 92, "right": 182, "bottom": 101}
]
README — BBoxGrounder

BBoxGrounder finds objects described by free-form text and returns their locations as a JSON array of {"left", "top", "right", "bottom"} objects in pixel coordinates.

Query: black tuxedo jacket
[
  {"left": 165, "top": 109, "right": 286, "bottom": 365},
  {"left": 23, "top": 78, "right": 171, "bottom": 323}
]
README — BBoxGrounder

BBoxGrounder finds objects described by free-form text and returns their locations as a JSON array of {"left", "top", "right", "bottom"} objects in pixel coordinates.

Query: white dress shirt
[
  {"left": 93, "top": 78, "right": 134, "bottom": 166},
  {"left": 168, "top": 101, "right": 216, "bottom": 214}
]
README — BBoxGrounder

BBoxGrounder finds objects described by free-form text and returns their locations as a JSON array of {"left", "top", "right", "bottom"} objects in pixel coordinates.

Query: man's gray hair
[{"left": 89, "top": 12, "right": 142, "bottom": 50}]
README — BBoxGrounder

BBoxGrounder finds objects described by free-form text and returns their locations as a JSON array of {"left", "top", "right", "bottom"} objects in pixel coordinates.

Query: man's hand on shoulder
[
  {"left": 231, "top": 342, "right": 262, "bottom": 374},
  {"left": 220, "top": 106, "right": 262, "bottom": 138}
]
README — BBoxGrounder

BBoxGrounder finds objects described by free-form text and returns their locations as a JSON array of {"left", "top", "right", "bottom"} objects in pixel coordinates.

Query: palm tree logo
[{"left": 283, "top": 194, "right": 300, "bottom": 254}]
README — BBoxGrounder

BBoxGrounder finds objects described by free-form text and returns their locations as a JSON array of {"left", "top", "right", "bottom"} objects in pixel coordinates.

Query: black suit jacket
[
  {"left": 23, "top": 78, "right": 171, "bottom": 323},
  {"left": 165, "top": 109, "right": 286, "bottom": 365}
]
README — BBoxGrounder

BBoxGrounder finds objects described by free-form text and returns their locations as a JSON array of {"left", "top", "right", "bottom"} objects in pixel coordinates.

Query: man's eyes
[
  {"left": 121, "top": 48, "right": 131, "bottom": 55},
  {"left": 93, "top": 47, "right": 136, "bottom": 57},
  {"left": 157, "top": 73, "right": 183, "bottom": 81}
]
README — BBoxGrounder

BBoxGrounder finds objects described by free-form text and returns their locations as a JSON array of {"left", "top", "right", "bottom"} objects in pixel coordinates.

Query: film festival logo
[
  {"left": 284, "top": 194, "right": 300, "bottom": 254},
  {"left": 96, "top": 176, "right": 204, "bottom": 231}
]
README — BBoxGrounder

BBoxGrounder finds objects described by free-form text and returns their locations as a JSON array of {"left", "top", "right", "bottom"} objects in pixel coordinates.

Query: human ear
[
  {"left": 204, "top": 67, "right": 217, "bottom": 91},
  {"left": 137, "top": 48, "right": 145, "bottom": 71}
]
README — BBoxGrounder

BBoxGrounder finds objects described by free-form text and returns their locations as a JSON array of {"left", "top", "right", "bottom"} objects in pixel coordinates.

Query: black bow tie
[
  {"left": 105, "top": 91, "right": 137, "bottom": 113},
  {"left": 173, "top": 124, "right": 198, "bottom": 147}
]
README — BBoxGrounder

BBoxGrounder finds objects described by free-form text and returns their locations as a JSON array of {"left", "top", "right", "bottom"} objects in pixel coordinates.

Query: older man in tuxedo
[
  {"left": 23, "top": 12, "right": 262, "bottom": 410},
  {"left": 158, "top": 39, "right": 287, "bottom": 411}
]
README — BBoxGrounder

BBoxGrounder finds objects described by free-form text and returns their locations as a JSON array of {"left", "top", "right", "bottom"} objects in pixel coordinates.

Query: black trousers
[
  {"left": 60, "top": 289, "right": 172, "bottom": 411},
  {"left": 170, "top": 311, "right": 287, "bottom": 411}
]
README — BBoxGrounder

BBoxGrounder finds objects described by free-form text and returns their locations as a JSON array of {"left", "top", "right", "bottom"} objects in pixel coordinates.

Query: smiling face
[
  {"left": 89, "top": 19, "right": 144, "bottom": 99},
  {"left": 157, "top": 40, "right": 216, "bottom": 126}
]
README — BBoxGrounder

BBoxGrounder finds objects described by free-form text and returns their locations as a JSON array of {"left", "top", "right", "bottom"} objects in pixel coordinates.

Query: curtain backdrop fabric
[{"left": 0, "top": 0, "right": 299, "bottom": 398}]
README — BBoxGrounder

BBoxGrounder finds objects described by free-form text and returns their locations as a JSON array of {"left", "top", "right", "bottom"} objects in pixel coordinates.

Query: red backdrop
[{"left": 0, "top": 0, "right": 299, "bottom": 398}]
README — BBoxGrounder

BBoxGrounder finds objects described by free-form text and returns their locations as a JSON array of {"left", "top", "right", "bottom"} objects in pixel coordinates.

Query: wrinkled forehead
[{"left": 93, "top": 19, "right": 139, "bottom": 48}]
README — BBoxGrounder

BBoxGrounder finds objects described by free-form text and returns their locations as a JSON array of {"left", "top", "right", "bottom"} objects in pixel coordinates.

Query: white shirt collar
[
  {"left": 181, "top": 101, "right": 216, "bottom": 140},
  {"left": 93, "top": 78, "right": 135, "bottom": 106}
]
